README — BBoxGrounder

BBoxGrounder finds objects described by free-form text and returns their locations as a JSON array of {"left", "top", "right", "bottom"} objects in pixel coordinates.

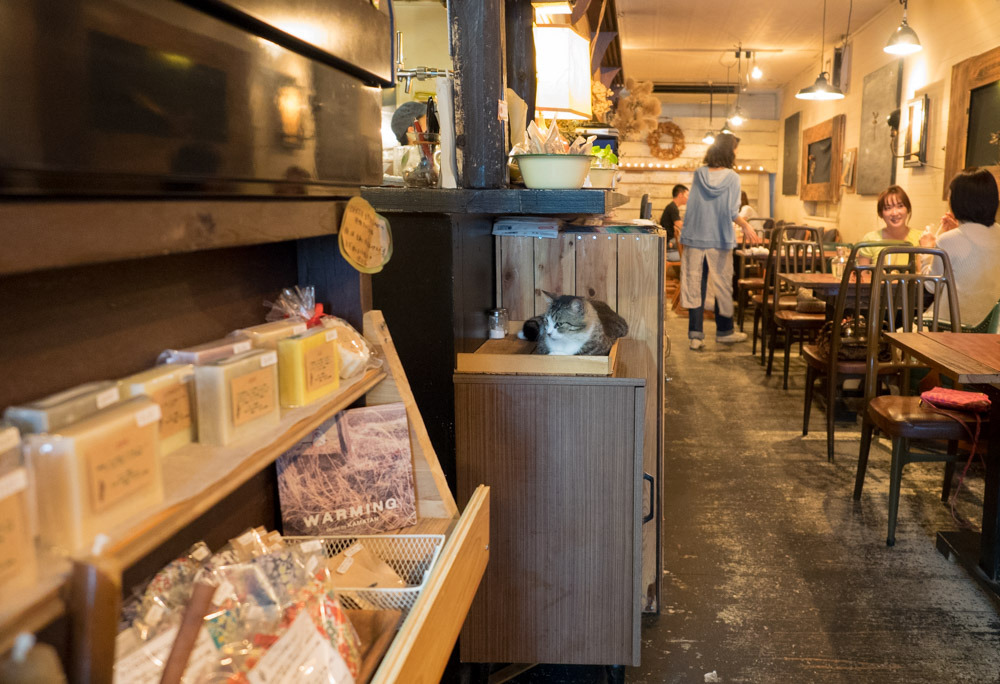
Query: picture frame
[
  {"left": 800, "top": 114, "right": 845, "bottom": 203},
  {"left": 841, "top": 147, "right": 857, "bottom": 191},
  {"left": 944, "top": 45, "right": 1000, "bottom": 199},
  {"left": 903, "top": 94, "right": 929, "bottom": 168}
]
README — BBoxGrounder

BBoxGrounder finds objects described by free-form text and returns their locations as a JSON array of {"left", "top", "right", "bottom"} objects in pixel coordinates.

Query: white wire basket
[{"left": 285, "top": 534, "right": 444, "bottom": 616}]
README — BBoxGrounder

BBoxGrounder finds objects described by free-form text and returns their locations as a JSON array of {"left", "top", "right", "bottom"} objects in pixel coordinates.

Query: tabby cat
[{"left": 520, "top": 290, "right": 628, "bottom": 355}]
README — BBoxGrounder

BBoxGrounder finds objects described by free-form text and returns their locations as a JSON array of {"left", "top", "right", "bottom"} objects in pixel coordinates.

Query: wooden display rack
[{"left": 0, "top": 193, "right": 492, "bottom": 680}]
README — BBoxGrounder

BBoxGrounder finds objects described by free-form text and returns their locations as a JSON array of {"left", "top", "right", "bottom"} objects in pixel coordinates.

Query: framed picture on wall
[
  {"left": 944, "top": 45, "right": 1000, "bottom": 198},
  {"left": 904, "top": 94, "right": 929, "bottom": 168},
  {"left": 800, "top": 114, "right": 845, "bottom": 203},
  {"left": 841, "top": 147, "right": 857, "bottom": 191}
]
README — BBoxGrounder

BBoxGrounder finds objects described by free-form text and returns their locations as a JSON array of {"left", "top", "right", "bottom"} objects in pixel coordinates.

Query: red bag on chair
[{"left": 919, "top": 387, "right": 991, "bottom": 413}]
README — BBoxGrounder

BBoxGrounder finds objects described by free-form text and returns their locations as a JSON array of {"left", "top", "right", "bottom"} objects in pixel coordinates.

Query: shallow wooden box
[{"left": 455, "top": 336, "right": 618, "bottom": 376}]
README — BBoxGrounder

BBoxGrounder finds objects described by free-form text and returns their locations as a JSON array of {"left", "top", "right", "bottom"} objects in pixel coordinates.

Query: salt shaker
[{"left": 487, "top": 308, "right": 509, "bottom": 339}]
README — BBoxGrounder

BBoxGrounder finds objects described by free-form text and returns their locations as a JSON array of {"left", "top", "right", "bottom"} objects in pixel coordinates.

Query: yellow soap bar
[
  {"left": 195, "top": 350, "right": 280, "bottom": 446},
  {"left": 0, "top": 425, "right": 37, "bottom": 595},
  {"left": 120, "top": 364, "right": 196, "bottom": 456},
  {"left": 26, "top": 397, "right": 163, "bottom": 555},
  {"left": 277, "top": 327, "right": 341, "bottom": 407},
  {"left": 233, "top": 319, "right": 308, "bottom": 350}
]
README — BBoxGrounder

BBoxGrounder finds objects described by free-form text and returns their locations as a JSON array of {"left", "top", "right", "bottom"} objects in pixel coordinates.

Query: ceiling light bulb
[
  {"left": 702, "top": 132, "right": 716, "bottom": 145},
  {"left": 730, "top": 107, "right": 746, "bottom": 127},
  {"left": 751, "top": 65, "right": 763, "bottom": 80},
  {"left": 884, "top": 20, "right": 922, "bottom": 55}
]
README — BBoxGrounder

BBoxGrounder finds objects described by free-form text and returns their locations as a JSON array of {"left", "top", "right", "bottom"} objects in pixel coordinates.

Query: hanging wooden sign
[{"left": 339, "top": 197, "right": 393, "bottom": 274}]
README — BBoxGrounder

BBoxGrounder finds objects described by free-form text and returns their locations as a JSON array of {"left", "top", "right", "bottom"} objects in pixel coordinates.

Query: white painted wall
[
  {"left": 774, "top": 0, "right": 1000, "bottom": 242},
  {"left": 392, "top": 2, "right": 452, "bottom": 106}
]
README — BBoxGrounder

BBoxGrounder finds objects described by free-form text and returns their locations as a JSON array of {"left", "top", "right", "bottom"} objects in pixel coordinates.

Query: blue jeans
[{"left": 688, "top": 255, "right": 734, "bottom": 339}]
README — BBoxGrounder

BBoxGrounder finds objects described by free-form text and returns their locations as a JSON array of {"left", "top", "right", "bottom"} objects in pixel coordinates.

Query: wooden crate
[
  {"left": 495, "top": 231, "right": 665, "bottom": 612},
  {"left": 455, "top": 337, "right": 618, "bottom": 375}
]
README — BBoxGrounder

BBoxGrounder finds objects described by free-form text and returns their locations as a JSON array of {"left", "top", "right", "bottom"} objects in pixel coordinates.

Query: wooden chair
[
  {"left": 735, "top": 219, "right": 773, "bottom": 332},
  {"left": 764, "top": 226, "right": 827, "bottom": 388},
  {"left": 853, "top": 246, "right": 974, "bottom": 546},
  {"left": 752, "top": 225, "right": 798, "bottom": 363},
  {"left": 802, "top": 242, "right": 906, "bottom": 462}
]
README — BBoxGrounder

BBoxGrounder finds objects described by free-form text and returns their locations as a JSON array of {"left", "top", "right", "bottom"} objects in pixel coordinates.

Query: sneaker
[
  {"left": 717, "top": 331, "right": 749, "bottom": 344},
  {"left": 689, "top": 338, "right": 705, "bottom": 350}
]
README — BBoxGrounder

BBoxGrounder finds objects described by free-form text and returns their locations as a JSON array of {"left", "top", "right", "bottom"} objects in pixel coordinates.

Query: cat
[{"left": 519, "top": 290, "right": 628, "bottom": 355}]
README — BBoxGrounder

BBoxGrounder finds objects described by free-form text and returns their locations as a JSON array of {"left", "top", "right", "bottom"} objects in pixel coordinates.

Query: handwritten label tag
[
  {"left": 149, "top": 383, "right": 192, "bottom": 439},
  {"left": 304, "top": 343, "right": 338, "bottom": 394},
  {"left": 339, "top": 196, "right": 393, "bottom": 274},
  {"left": 300, "top": 539, "right": 322, "bottom": 553},
  {"left": 0, "top": 479, "right": 30, "bottom": 585},
  {"left": 497, "top": 99, "right": 509, "bottom": 121},
  {"left": 135, "top": 404, "right": 163, "bottom": 428},
  {"left": 345, "top": 543, "right": 364, "bottom": 558},
  {"left": 230, "top": 367, "right": 276, "bottom": 427},
  {"left": 325, "top": 330, "right": 338, "bottom": 342},
  {"left": 113, "top": 625, "right": 217, "bottom": 684},
  {"left": 292, "top": 323, "right": 307, "bottom": 335},
  {"left": 97, "top": 387, "right": 120, "bottom": 409},
  {"left": 85, "top": 420, "right": 158, "bottom": 514},
  {"left": 247, "top": 611, "right": 352, "bottom": 684},
  {"left": 336, "top": 556, "right": 355, "bottom": 574},
  {"left": 260, "top": 351, "right": 278, "bottom": 368},
  {"left": 233, "top": 341, "right": 252, "bottom": 354}
]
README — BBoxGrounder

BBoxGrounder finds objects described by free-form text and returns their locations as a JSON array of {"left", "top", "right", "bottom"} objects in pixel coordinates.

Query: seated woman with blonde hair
[{"left": 857, "top": 185, "right": 922, "bottom": 266}]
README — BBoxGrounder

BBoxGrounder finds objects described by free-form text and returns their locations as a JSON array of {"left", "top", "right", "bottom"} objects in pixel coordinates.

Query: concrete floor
[{"left": 504, "top": 310, "right": 1000, "bottom": 684}]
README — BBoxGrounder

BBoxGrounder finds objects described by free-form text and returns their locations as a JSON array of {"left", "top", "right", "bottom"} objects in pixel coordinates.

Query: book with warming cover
[{"left": 276, "top": 402, "right": 417, "bottom": 535}]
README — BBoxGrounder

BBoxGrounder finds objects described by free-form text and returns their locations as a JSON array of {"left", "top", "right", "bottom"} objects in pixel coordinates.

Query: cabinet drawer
[{"left": 372, "top": 485, "right": 490, "bottom": 683}]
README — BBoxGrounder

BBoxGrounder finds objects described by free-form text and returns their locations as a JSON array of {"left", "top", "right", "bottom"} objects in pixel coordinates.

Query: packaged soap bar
[
  {"left": 27, "top": 397, "right": 163, "bottom": 555},
  {"left": 195, "top": 350, "right": 280, "bottom": 446},
  {"left": 277, "top": 327, "right": 341, "bottom": 407},
  {"left": 3, "top": 380, "right": 122, "bottom": 434},
  {"left": 120, "top": 364, "right": 197, "bottom": 456},
  {"left": 232, "top": 319, "right": 308, "bottom": 350},
  {"left": 158, "top": 335, "right": 253, "bottom": 365},
  {"left": 0, "top": 426, "right": 37, "bottom": 594}
]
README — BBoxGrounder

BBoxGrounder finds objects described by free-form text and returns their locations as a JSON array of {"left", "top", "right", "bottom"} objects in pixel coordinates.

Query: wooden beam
[
  {"left": 504, "top": 0, "right": 535, "bottom": 130},
  {"left": 450, "top": 0, "right": 508, "bottom": 188}
]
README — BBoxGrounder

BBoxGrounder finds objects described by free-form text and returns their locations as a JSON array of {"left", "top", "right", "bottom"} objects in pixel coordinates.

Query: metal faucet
[{"left": 395, "top": 32, "right": 452, "bottom": 93}]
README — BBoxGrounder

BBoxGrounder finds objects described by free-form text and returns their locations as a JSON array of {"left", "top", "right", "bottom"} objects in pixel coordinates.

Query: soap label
[
  {"left": 292, "top": 323, "right": 307, "bottom": 335},
  {"left": 230, "top": 368, "right": 276, "bottom": 427},
  {"left": 247, "top": 611, "right": 353, "bottom": 684},
  {"left": 85, "top": 422, "right": 158, "bottom": 514},
  {"left": 0, "top": 482, "right": 30, "bottom": 585},
  {"left": 304, "top": 343, "right": 338, "bottom": 394},
  {"left": 233, "top": 341, "right": 252, "bottom": 354},
  {"left": 260, "top": 351, "right": 278, "bottom": 368},
  {"left": 150, "top": 383, "right": 193, "bottom": 439},
  {"left": 97, "top": 387, "right": 121, "bottom": 409}
]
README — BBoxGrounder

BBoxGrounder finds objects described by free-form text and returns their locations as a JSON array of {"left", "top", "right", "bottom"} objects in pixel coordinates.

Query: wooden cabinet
[
  {"left": 0, "top": 200, "right": 488, "bottom": 683},
  {"left": 496, "top": 232, "right": 665, "bottom": 612},
  {"left": 454, "top": 339, "right": 647, "bottom": 666}
]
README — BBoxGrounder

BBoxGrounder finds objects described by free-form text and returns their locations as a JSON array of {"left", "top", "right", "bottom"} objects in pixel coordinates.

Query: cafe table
[{"left": 884, "top": 331, "right": 1000, "bottom": 593}]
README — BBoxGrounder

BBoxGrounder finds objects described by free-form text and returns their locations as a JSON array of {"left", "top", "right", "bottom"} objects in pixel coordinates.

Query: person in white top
[
  {"left": 738, "top": 191, "right": 757, "bottom": 222},
  {"left": 919, "top": 167, "right": 1000, "bottom": 325}
]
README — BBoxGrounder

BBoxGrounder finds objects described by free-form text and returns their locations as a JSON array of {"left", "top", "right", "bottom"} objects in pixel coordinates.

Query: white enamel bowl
[{"left": 513, "top": 154, "right": 592, "bottom": 189}]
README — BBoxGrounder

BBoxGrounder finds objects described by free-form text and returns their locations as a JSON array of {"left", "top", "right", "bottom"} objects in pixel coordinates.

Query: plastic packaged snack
[{"left": 319, "top": 317, "right": 380, "bottom": 378}]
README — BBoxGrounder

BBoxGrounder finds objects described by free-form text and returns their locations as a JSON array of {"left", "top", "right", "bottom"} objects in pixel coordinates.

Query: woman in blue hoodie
[{"left": 680, "top": 133, "right": 762, "bottom": 350}]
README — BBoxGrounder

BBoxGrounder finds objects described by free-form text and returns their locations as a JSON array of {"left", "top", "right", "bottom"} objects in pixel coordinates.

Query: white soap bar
[
  {"left": 120, "top": 364, "right": 197, "bottom": 456},
  {"left": 4, "top": 380, "right": 122, "bottom": 434},
  {"left": 195, "top": 350, "right": 280, "bottom": 446},
  {"left": 233, "top": 319, "right": 308, "bottom": 350},
  {"left": 158, "top": 335, "right": 253, "bottom": 365},
  {"left": 26, "top": 397, "right": 163, "bottom": 555},
  {"left": 0, "top": 425, "right": 36, "bottom": 594}
]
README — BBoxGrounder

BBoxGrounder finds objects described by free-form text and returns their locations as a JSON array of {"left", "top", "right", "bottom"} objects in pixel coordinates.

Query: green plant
[{"left": 590, "top": 144, "right": 618, "bottom": 168}]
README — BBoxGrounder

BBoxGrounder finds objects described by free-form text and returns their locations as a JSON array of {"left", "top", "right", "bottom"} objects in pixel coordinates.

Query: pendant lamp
[
  {"left": 702, "top": 84, "right": 716, "bottom": 144},
  {"left": 796, "top": 0, "right": 844, "bottom": 101},
  {"left": 884, "top": 0, "right": 922, "bottom": 55}
]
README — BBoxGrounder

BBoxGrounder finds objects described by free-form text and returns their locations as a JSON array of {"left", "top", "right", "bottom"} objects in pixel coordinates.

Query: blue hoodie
[{"left": 679, "top": 166, "right": 741, "bottom": 250}]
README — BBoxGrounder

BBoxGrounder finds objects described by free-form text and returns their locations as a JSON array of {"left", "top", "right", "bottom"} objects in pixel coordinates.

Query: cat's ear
[
  {"left": 538, "top": 289, "right": 555, "bottom": 304},
  {"left": 570, "top": 299, "right": 583, "bottom": 313}
]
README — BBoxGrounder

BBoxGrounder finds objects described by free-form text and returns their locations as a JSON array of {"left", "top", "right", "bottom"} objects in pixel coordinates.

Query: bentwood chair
[
  {"left": 801, "top": 242, "right": 905, "bottom": 462},
  {"left": 752, "top": 224, "right": 798, "bottom": 362},
  {"left": 853, "top": 246, "right": 976, "bottom": 546},
  {"left": 764, "top": 226, "right": 827, "bottom": 389}
]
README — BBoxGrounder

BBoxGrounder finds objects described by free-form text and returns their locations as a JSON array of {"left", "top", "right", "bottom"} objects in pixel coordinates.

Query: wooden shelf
[
  {"left": 0, "top": 367, "right": 385, "bottom": 645},
  {"left": 360, "top": 187, "right": 630, "bottom": 215},
  {"left": 0, "top": 199, "right": 352, "bottom": 276},
  {"left": 0, "top": 557, "right": 70, "bottom": 655}
]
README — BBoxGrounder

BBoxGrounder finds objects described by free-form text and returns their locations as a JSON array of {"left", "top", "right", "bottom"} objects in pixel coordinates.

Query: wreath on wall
[{"left": 646, "top": 121, "right": 686, "bottom": 160}]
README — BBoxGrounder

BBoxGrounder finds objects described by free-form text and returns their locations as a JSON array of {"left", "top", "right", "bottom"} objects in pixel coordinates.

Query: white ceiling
[{"left": 615, "top": 0, "right": 898, "bottom": 92}]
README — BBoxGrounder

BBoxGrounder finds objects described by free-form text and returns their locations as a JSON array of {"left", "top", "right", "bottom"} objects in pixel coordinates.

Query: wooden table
[{"left": 884, "top": 332, "right": 1000, "bottom": 589}]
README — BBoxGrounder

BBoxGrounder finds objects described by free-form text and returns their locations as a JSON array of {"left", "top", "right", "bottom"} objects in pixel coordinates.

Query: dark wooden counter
[{"left": 361, "top": 187, "right": 630, "bottom": 215}]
